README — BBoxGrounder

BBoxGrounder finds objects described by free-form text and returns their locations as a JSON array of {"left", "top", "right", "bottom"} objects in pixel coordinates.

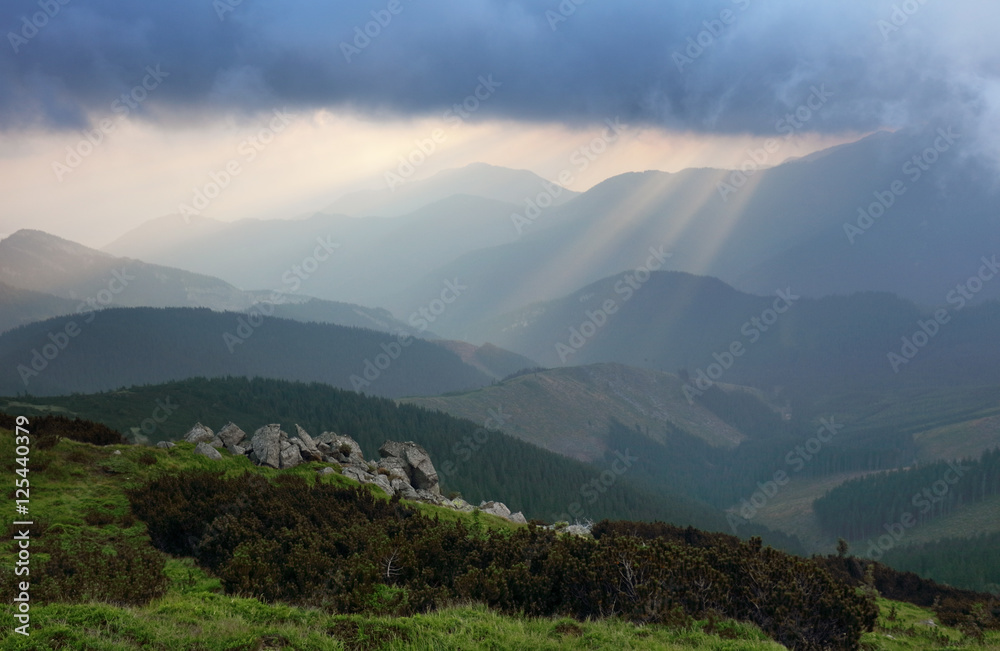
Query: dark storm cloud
[{"left": 0, "top": 0, "right": 995, "bottom": 135}]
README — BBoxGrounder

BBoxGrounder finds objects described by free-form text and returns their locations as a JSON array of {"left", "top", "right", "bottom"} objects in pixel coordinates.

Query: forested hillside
[
  {"left": 881, "top": 533, "right": 1000, "bottom": 595},
  {"left": 813, "top": 449, "right": 1000, "bottom": 541},
  {"left": 0, "top": 377, "right": 775, "bottom": 540},
  {"left": 0, "top": 308, "right": 488, "bottom": 398}
]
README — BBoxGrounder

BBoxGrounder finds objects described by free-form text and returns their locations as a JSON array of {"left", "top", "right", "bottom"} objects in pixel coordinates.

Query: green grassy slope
[
  {"left": 3, "top": 427, "right": 997, "bottom": 650},
  {"left": 0, "top": 426, "right": 783, "bottom": 651}
]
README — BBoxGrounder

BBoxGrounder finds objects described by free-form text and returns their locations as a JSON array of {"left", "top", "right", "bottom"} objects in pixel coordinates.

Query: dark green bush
[
  {"left": 127, "top": 470, "right": 877, "bottom": 649},
  {"left": 0, "top": 413, "right": 129, "bottom": 446},
  {"left": 28, "top": 529, "right": 169, "bottom": 606},
  {"left": 83, "top": 508, "right": 116, "bottom": 527}
]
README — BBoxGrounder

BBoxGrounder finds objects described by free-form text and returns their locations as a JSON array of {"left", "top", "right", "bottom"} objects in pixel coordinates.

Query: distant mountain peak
[
  {"left": 326, "top": 162, "right": 579, "bottom": 218},
  {"left": 103, "top": 213, "right": 229, "bottom": 255},
  {"left": 3, "top": 228, "right": 115, "bottom": 259}
]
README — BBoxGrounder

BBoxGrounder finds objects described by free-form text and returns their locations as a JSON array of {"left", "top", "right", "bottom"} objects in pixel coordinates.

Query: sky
[{"left": 0, "top": 0, "right": 996, "bottom": 248}]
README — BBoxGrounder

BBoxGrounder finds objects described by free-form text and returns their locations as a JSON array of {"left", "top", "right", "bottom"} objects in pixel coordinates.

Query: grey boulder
[
  {"left": 183, "top": 423, "right": 215, "bottom": 444},
  {"left": 294, "top": 425, "right": 323, "bottom": 461},
  {"left": 194, "top": 441, "right": 222, "bottom": 461},
  {"left": 379, "top": 441, "right": 440, "bottom": 495},
  {"left": 217, "top": 422, "right": 247, "bottom": 448},
  {"left": 250, "top": 424, "right": 284, "bottom": 469}
]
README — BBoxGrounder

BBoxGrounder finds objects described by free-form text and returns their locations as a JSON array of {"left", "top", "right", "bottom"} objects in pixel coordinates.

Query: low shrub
[{"left": 128, "top": 470, "right": 877, "bottom": 649}]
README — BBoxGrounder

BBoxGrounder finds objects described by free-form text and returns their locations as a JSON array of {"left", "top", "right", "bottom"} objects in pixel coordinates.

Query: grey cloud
[{"left": 0, "top": 0, "right": 995, "bottom": 137}]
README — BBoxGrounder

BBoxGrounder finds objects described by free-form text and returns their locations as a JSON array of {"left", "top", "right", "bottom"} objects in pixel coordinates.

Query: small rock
[
  {"left": 509, "top": 512, "right": 528, "bottom": 525},
  {"left": 295, "top": 425, "right": 323, "bottom": 461},
  {"left": 317, "top": 467, "right": 338, "bottom": 476},
  {"left": 479, "top": 501, "right": 512, "bottom": 520},
  {"left": 342, "top": 466, "right": 375, "bottom": 484},
  {"left": 183, "top": 423, "right": 215, "bottom": 444},
  {"left": 279, "top": 444, "right": 301, "bottom": 469},
  {"left": 112, "top": 450, "right": 122, "bottom": 455},
  {"left": 391, "top": 478, "right": 420, "bottom": 500},
  {"left": 372, "top": 475, "right": 395, "bottom": 496},
  {"left": 451, "top": 498, "right": 475, "bottom": 513},
  {"left": 217, "top": 423, "right": 247, "bottom": 448},
  {"left": 194, "top": 441, "right": 223, "bottom": 461},
  {"left": 377, "top": 457, "right": 409, "bottom": 481},
  {"left": 317, "top": 432, "right": 365, "bottom": 464},
  {"left": 416, "top": 489, "right": 447, "bottom": 505},
  {"left": 156, "top": 441, "right": 176, "bottom": 449}
]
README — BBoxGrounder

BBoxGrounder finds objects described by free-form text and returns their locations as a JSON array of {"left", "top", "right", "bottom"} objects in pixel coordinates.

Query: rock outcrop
[
  {"left": 316, "top": 431, "right": 365, "bottom": 465},
  {"left": 378, "top": 441, "right": 440, "bottom": 495},
  {"left": 171, "top": 421, "right": 528, "bottom": 525}
]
